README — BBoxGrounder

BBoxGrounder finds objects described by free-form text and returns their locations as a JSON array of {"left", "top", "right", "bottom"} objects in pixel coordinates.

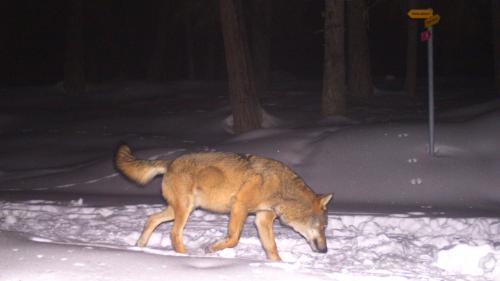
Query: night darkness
[{"left": 1, "top": 0, "right": 497, "bottom": 91}]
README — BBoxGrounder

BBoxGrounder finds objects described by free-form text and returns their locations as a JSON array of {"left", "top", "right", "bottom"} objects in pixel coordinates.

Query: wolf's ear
[{"left": 318, "top": 193, "right": 333, "bottom": 210}]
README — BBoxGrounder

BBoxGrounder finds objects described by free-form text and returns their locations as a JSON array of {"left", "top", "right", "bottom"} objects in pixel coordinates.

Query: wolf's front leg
[
  {"left": 209, "top": 203, "right": 247, "bottom": 252},
  {"left": 255, "top": 211, "right": 281, "bottom": 261}
]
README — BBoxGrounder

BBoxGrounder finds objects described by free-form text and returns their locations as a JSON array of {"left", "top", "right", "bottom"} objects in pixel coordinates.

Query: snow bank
[
  {"left": 223, "top": 108, "right": 283, "bottom": 134},
  {"left": 435, "top": 244, "right": 498, "bottom": 276},
  {"left": 1, "top": 84, "right": 499, "bottom": 214},
  {"left": 1, "top": 200, "right": 499, "bottom": 280},
  {"left": 0, "top": 231, "right": 321, "bottom": 281}
]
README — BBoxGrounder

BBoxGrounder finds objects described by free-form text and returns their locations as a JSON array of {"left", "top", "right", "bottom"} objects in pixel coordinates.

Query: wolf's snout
[
  {"left": 315, "top": 246, "right": 328, "bottom": 253},
  {"left": 312, "top": 238, "right": 328, "bottom": 253}
]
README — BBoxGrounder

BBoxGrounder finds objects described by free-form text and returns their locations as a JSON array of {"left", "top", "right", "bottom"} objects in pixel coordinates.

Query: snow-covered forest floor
[
  {"left": 1, "top": 200, "right": 499, "bottom": 281},
  {"left": 0, "top": 81, "right": 499, "bottom": 280}
]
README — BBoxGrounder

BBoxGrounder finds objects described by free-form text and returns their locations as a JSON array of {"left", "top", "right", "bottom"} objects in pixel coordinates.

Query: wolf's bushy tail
[{"left": 115, "top": 144, "right": 171, "bottom": 185}]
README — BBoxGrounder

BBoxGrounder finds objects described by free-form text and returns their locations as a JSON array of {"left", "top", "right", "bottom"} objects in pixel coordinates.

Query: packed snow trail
[
  {"left": 0, "top": 230, "right": 324, "bottom": 281},
  {"left": 1, "top": 200, "right": 499, "bottom": 280}
]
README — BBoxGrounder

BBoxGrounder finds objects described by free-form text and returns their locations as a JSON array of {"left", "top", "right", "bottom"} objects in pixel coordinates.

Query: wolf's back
[{"left": 115, "top": 144, "right": 170, "bottom": 185}]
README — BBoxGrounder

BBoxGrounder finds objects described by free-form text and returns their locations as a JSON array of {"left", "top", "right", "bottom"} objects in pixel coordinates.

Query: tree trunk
[
  {"left": 0, "top": 3, "right": 12, "bottom": 83},
  {"left": 406, "top": 0, "right": 418, "bottom": 97},
  {"left": 347, "top": 0, "right": 373, "bottom": 100},
  {"left": 321, "top": 0, "right": 347, "bottom": 116},
  {"left": 64, "top": 0, "right": 85, "bottom": 96},
  {"left": 248, "top": 0, "right": 272, "bottom": 96},
  {"left": 219, "top": 0, "right": 261, "bottom": 133},
  {"left": 185, "top": 8, "right": 196, "bottom": 80},
  {"left": 493, "top": 0, "right": 500, "bottom": 95},
  {"left": 147, "top": 0, "right": 173, "bottom": 81},
  {"left": 205, "top": 34, "right": 217, "bottom": 80},
  {"left": 202, "top": 0, "right": 219, "bottom": 80}
]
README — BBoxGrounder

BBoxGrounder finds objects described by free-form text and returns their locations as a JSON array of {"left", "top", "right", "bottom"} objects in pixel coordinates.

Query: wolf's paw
[
  {"left": 267, "top": 253, "right": 282, "bottom": 261},
  {"left": 136, "top": 238, "right": 147, "bottom": 248},
  {"left": 207, "top": 239, "right": 228, "bottom": 252},
  {"left": 203, "top": 244, "right": 215, "bottom": 254}
]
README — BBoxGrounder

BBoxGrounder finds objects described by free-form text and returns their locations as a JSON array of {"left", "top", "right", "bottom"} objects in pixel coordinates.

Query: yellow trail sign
[
  {"left": 425, "top": 14, "right": 441, "bottom": 28},
  {"left": 407, "top": 9, "right": 434, "bottom": 19}
]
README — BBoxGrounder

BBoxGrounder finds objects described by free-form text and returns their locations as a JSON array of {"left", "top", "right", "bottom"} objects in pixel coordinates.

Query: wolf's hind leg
[
  {"left": 170, "top": 201, "right": 194, "bottom": 253},
  {"left": 136, "top": 206, "right": 174, "bottom": 247},
  {"left": 255, "top": 211, "right": 281, "bottom": 261}
]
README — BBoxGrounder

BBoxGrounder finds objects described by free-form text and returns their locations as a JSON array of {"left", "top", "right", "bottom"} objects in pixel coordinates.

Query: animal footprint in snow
[
  {"left": 411, "top": 178, "right": 423, "bottom": 185},
  {"left": 408, "top": 158, "right": 418, "bottom": 163},
  {"left": 398, "top": 133, "right": 409, "bottom": 138}
]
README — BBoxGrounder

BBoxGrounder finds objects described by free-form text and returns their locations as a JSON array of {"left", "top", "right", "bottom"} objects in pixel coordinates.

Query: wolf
[{"left": 115, "top": 144, "right": 332, "bottom": 261}]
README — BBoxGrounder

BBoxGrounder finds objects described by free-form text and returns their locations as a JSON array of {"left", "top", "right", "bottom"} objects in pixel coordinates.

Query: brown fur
[{"left": 115, "top": 144, "right": 333, "bottom": 261}]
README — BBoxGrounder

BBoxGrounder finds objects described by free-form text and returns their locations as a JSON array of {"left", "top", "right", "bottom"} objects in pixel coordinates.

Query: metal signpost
[
  {"left": 407, "top": 9, "right": 440, "bottom": 156},
  {"left": 426, "top": 25, "right": 435, "bottom": 156}
]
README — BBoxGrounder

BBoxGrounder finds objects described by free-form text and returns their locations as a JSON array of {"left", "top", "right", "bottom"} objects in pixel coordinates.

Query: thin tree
[
  {"left": 203, "top": 1, "right": 219, "bottom": 80},
  {"left": 186, "top": 0, "right": 219, "bottom": 81},
  {"left": 347, "top": 0, "right": 373, "bottom": 100},
  {"left": 322, "top": 0, "right": 347, "bottom": 116},
  {"left": 219, "top": 0, "right": 261, "bottom": 133},
  {"left": 406, "top": 0, "right": 418, "bottom": 97},
  {"left": 184, "top": 1, "right": 196, "bottom": 80},
  {"left": 147, "top": 0, "right": 174, "bottom": 81},
  {"left": 64, "top": 0, "right": 85, "bottom": 96},
  {"left": 493, "top": 0, "right": 500, "bottom": 95},
  {"left": 247, "top": 0, "right": 272, "bottom": 96}
]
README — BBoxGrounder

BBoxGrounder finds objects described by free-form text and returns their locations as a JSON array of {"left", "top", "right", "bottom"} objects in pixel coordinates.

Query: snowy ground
[
  {"left": 0, "top": 81, "right": 499, "bottom": 280},
  {"left": 1, "top": 200, "right": 499, "bottom": 281}
]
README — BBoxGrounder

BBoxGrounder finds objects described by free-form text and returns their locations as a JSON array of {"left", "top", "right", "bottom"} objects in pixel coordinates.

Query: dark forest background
[{"left": 1, "top": 0, "right": 495, "bottom": 85}]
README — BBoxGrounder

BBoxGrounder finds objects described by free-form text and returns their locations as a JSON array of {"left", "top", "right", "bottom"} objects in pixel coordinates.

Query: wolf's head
[{"left": 278, "top": 193, "right": 333, "bottom": 253}]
